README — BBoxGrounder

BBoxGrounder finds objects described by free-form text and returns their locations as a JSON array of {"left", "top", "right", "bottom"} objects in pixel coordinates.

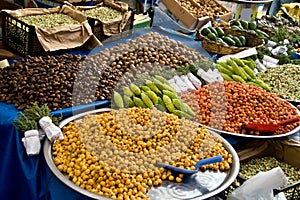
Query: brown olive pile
[
  {"left": 0, "top": 54, "right": 85, "bottom": 110},
  {"left": 180, "top": 81, "right": 300, "bottom": 136},
  {"left": 177, "top": 0, "right": 228, "bottom": 20},
  {"left": 52, "top": 107, "right": 232, "bottom": 199},
  {"left": 0, "top": 32, "right": 207, "bottom": 111},
  {"left": 73, "top": 32, "right": 207, "bottom": 103}
]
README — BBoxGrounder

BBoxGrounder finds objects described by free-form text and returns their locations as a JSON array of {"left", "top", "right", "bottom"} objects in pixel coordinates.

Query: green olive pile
[
  {"left": 82, "top": 6, "right": 123, "bottom": 22},
  {"left": 19, "top": 13, "right": 80, "bottom": 29},
  {"left": 257, "top": 64, "right": 300, "bottom": 101},
  {"left": 53, "top": 107, "right": 233, "bottom": 199},
  {"left": 239, "top": 156, "right": 300, "bottom": 199},
  {"left": 180, "top": 81, "right": 300, "bottom": 136}
]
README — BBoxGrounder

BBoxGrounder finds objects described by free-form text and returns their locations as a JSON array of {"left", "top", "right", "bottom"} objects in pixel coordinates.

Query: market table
[
  {"left": 0, "top": 101, "right": 110, "bottom": 200},
  {"left": 0, "top": 26, "right": 226, "bottom": 200}
]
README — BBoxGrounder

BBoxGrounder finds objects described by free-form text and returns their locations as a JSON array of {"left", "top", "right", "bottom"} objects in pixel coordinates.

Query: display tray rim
[{"left": 44, "top": 108, "right": 240, "bottom": 200}]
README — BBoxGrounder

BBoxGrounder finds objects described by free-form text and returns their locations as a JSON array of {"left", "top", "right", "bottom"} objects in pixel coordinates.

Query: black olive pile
[{"left": 0, "top": 32, "right": 207, "bottom": 111}]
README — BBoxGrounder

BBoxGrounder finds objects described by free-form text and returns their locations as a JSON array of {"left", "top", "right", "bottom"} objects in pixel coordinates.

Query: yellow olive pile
[{"left": 52, "top": 107, "right": 232, "bottom": 199}]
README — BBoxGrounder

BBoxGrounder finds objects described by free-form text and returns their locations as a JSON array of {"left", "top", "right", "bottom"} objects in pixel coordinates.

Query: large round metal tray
[
  {"left": 44, "top": 108, "right": 240, "bottom": 200},
  {"left": 204, "top": 104, "right": 300, "bottom": 139}
]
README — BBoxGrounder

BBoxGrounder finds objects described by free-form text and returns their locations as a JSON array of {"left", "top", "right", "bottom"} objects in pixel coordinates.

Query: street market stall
[{"left": 0, "top": 0, "right": 300, "bottom": 200}]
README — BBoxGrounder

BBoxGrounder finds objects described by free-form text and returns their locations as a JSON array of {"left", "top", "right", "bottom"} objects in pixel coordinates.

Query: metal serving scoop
[
  {"left": 157, "top": 155, "right": 223, "bottom": 175},
  {"left": 243, "top": 117, "right": 300, "bottom": 133}
]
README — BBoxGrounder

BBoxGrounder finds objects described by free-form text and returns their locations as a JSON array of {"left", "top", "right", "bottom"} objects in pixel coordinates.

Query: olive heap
[
  {"left": 177, "top": 0, "right": 228, "bottom": 21},
  {"left": 82, "top": 6, "right": 123, "bottom": 22},
  {"left": 53, "top": 107, "right": 232, "bottom": 199},
  {"left": 19, "top": 13, "right": 80, "bottom": 29},
  {"left": 180, "top": 81, "right": 300, "bottom": 136},
  {"left": 257, "top": 64, "right": 300, "bottom": 101},
  {"left": 73, "top": 32, "right": 207, "bottom": 104},
  {"left": 0, "top": 32, "right": 207, "bottom": 110},
  {"left": 0, "top": 54, "right": 85, "bottom": 110}
]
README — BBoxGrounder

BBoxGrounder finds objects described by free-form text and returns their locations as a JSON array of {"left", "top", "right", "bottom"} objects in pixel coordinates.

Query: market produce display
[
  {"left": 175, "top": 59, "right": 223, "bottom": 84},
  {"left": 14, "top": 103, "right": 61, "bottom": 135},
  {"left": 257, "top": 15, "right": 300, "bottom": 33},
  {"left": 112, "top": 75, "right": 196, "bottom": 119},
  {"left": 82, "top": 6, "right": 123, "bottom": 22},
  {"left": 0, "top": 32, "right": 207, "bottom": 111},
  {"left": 176, "top": 0, "right": 229, "bottom": 20},
  {"left": 74, "top": 32, "right": 206, "bottom": 103},
  {"left": 254, "top": 27, "right": 300, "bottom": 66},
  {"left": 199, "top": 25, "right": 264, "bottom": 55},
  {"left": 180, "top": 81, "right": 300, "bottom": 136},
  {"left": 201, "top": 26, "right": 247, "bottom": 47},
  {"left": 257, "top": 64, "right": 300, "bottom": 101},
  {"left": 19, "top": 13, "right": 80, "bottom": 29},
  {"left": 229, "top": 20, "right": 270, "bottom": 42},
  {"left": 215, "top": 57, "right": 271, "bottom": 91},
  {"left": 239, "top": 157, "right": 300, "bottom": 199},
  {"left": 52, "top": 107, "right": 233, "bottom": 199},
  {"left": 0, "top": 54, "right": 85, "bottom": 110}
]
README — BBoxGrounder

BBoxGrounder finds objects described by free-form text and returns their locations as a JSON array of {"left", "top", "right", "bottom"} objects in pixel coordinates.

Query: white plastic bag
[{"left": 227, "top": 167, "right": 288, "bottom": 200}]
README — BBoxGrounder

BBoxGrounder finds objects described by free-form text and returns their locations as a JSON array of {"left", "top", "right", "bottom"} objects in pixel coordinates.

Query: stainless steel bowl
[{"left": 44, "top": 108, "right": 240, "bottom": 199}]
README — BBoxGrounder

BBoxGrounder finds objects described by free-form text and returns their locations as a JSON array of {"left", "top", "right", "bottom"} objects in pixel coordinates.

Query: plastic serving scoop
[
  {"left": 243, "top": 117, "right": 300, "bottom": 133},
  {"left": 157, "top": 155, "right": 223, "bottom": 175}
]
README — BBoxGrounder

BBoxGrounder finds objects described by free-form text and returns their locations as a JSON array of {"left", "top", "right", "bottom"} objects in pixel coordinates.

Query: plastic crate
[
  {"left": 1, "top": 11, "right": 88, "bottom": 57},
  {"left": 88, "top": 8, "right": 135, "bottom": 42},
  {"left": 1, "top": 11, "right": 44, "bottom": 56}
]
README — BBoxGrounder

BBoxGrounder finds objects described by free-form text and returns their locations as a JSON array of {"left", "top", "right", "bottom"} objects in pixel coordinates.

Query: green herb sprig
[{"left": 14, "top": 102, "right": 62, "bottom": 134}]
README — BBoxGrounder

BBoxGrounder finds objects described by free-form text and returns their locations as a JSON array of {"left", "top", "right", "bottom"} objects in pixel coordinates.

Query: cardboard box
[
  {"left": 161, "top": 0, "right": 232, "bottom": 29},
  {"left": 232, "top": 139, "right": 300, "bottom": 199},
  {"left": 238, "top": 138, "right": 300, "bottom": 170}
]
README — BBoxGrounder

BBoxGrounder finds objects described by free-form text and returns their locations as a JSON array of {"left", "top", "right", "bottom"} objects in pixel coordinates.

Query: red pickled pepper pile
[{"left": 180, "top": 81, "right": 300, "bottom": 135}]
